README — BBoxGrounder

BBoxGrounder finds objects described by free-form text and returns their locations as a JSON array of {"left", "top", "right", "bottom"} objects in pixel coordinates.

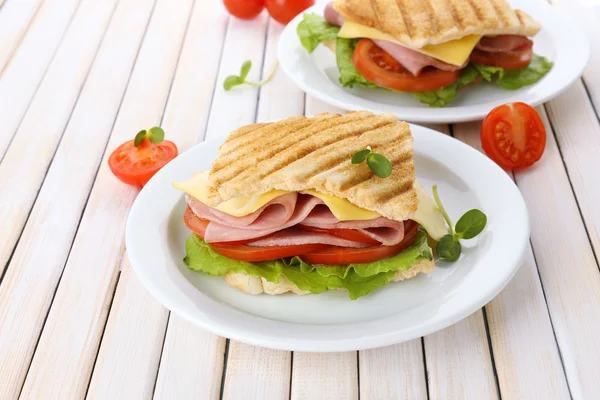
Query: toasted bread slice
[
  {"left": 222, "top": 256, "right": 435, "bottom": 296},
  {"left": 333, "top": 0, "right": 541, "bottom": 48},
  {"left": 205, "top": 111, "right": 418, "bottom": 222}
]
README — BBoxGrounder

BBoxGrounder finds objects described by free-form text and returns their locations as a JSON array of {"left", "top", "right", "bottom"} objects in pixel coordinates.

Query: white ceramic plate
[
  {"left": 126, "top": 124, "right": 530, "bottom": 352},
  {"left": 278, "top": 0, "right": 589, "bottom": 123}
]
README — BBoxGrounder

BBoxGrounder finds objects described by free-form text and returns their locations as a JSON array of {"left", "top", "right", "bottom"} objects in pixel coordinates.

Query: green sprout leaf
[
  {"left": 455, "top": 209, "right": 487, "bottom": 239},
  {"left": 367, "top": 153, "right": 393, "bottom": 178},
  {"left": 351, "top": 149, "right": 371, "bottom": 164},
  {"left": 239, "top": 60, "right": 251, "bottom": 80},
  {"left": 147, "top": 126, "right": 165, "bottom": 144},
  {"left": 223, "top": 59, "right": 278, "bottom": 91},
  {"left": 436, "top": 234, "right": 461, "bottom": 262},
  {"left": 134, "top": 130, "right": 147, "bottom": 147},
  {"left": 432, "top": 185, "right": 487, "bottom": 262}
]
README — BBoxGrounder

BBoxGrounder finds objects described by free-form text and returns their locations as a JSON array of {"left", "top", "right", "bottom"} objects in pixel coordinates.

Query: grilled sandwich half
[{"left": 175, "top": 112, "right": 449, "bottom": 299}]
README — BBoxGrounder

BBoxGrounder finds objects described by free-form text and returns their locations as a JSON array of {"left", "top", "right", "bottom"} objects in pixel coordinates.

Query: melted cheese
[
  {"left": 338, "top": 21, "right": 481, "bottom": 67},
  {"left": 173, "top": 172, "right": 448, "bottom": 238},
  {"left": 412, "top": 181, "right": 448, "bottom": 241}
]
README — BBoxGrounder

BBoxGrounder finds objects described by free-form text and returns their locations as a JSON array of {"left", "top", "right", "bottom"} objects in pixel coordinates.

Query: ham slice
[
  {"left": 247, "top": 227, "right": 367, "bottom": 248},
  {"left": 476, "top": 35, "right": 532, "bottom": 53},
  {"left": 185, "top": 193, "right": 406, "bottom": 247},
  {"left": 323, "top": 2, "right": 462, "bottom": 76}
]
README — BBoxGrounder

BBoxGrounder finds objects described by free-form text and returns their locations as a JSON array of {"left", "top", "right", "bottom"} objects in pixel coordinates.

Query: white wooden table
[{"left": 0, "top": 0, "right": 599, "bottom": 398}]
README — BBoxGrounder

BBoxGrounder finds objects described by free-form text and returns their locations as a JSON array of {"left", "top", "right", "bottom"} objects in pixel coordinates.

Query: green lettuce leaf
[
  {"left": 336, "top": 37, "right": 380, "bottom": 89},
  {"left": 296, "top": 14, "right": 340, "bottom": 54},
  {"left": 185, "top": 231, "right": 431, "bottom": 300},
  {"left": 411, "top": 64, "right": 482, "bottom": 108},
  {"left": 473, "top": 54, "right": 553, "bottom": 89}
]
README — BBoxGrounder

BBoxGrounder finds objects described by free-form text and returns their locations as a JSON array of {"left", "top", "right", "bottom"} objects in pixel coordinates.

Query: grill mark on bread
[
  {"left": 224, "top": 123, "right": 270, "bottom": 142},
  {"left": 394, "top": 0, "right": 413, "bottom": 37},
  {"left": 465, "top": 0, "right": 483, "bottom": 28},
  {"left": 424, "top": 0, "right": 439, "bottom": 35},
  {"left": 373, "top": 176, "right": 415, "bottom": 203}
]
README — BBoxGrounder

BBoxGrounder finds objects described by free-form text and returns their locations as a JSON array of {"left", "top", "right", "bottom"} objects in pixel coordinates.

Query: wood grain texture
[
  {"left": 153, "top": 315, "right": 226, "bottom": 400},
  {"left": 424, "top": 310, "right": 498, "bottom": 400},
  {"left": 359, "top": 341, "right": 428, "bottom": 400},
  {"left": 0, "top": 0, "right": 156, "bottom": 398},
  {"left": 86, "top": 257, "right": 169, "bottom": 400},
  {"left": 454, "top": 121, "right": 570, "bottom": 400},
  {"left": 291, "top": 352, "right": 359, "bottom": 400},
  {"left": 0, "top": 0, "right": 44, "bottom": 74},
  {"left": 0, "top": 0, "right": 118, "bottom": 278},
  {"left": 514, "top": 107, "right": 600, "bottom": 399},
  {"left": 88, "top": 1, "right": 230, "bottom": 397},
  {"left": 17, "top": 0, "right": 195, "bottom": 398},
  {"left": 223, "top": 344, "right": 291, "bottom": 400},
  {"left": 0, "top": 0, "right": 80, "bottom": 159}
]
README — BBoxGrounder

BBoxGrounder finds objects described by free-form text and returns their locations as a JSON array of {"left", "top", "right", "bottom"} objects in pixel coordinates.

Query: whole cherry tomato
[{"left": 265, "top": 0, "right": 314, "bottom": 25}]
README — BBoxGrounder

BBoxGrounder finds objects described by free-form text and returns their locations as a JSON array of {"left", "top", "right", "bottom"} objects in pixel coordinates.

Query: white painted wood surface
[{"left": 0, "top": 0, "right": 599, "bottom": 398}]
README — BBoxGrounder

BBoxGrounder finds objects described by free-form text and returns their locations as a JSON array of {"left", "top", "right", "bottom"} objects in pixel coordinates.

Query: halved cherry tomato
[
  {"left": 265, "top": 0, "right": 314, "bottom": 25},
  {"left": 301, "top": 221, "right": 418, "bottom": 265},
  {"left": 298, "top": 225, "right": 380, "bottom": 245},
  {"left": 352, "top": 39, "right": 460, "bottom": 92},
  {"left": 223, "top": 0, "right": 264, "bottom": 20},
  {"left": 211, "top": 243, "right": 326, "bottom": 262},
  {"left": 469, "top": 42, "right": 533, "bottom": 70},
  {"left": 481, "top": 102, "right": 546, "bottom": 170},
  {"left": 108, "top": 138, "right": 177, "bottom": 187}
]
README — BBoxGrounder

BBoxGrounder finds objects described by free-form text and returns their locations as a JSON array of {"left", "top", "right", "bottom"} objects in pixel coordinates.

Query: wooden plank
[
  {"left": 0, "top": 0, "right": 81, "bottom": 159},
  {"left": 359, "top": 341, "right": 428, "bottom": 400},
  {"left": 204, "top": 12, "right": 269, "bottom": 138},
  {"left": 424, "top": 310, "right": 497, "bottom": 399},
  {"left": 86, "top": 258, "right": 169, "bottom": 400},
  {"left": 292, "top": 352, "right": 358, "bottom": 400},
  {"left": 87, "top": 1, "right": 229, "bottom": 397},
  {"left": 506, "top": 107, "right": 600, "bottom": 399},
  {"left": 153, "top": 316, "right": 226, "bottom": 400},
  {"left": 17, "top": 0, "right": 195, "bottom": 398},
  {"left": 223, "top": 344, "right": 291, "bottom": 400},
  {"left": 453, "top": 121, "right": 570, "bottom": 399},
  {"left": 0, "top": 0, "right": 117, "bottom": 277},
  {"left": 0, "top": 0, "right": 156, "bottom": 398},
  {"left": 0, "top": 0, "right": 44, "bottom": 74}
]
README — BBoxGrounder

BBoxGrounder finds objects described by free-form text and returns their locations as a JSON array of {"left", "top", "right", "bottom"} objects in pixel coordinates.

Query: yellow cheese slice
[
  {"left": 173, "top": 172, "right": 448, "bottom": 238},
  {"left": 412, "top": 181, "right": 449, "bottom": 241},
  {"left": 338, "top": 21, "right": 481, "bottom": 67}
]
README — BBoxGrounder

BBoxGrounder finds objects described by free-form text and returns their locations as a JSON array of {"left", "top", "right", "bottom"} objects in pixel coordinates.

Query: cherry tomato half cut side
[
  {"left": 481, "top": 102, "right": 546, "bottom": 170},
  {"left": 300, "top": 221, "right": 418, "bottom": 265},
  {"left": 108, "top": 139, "right": 178, "bottom": 187},
  {"left": 352, "top": 39, "right": 460, "bottom": 92}
]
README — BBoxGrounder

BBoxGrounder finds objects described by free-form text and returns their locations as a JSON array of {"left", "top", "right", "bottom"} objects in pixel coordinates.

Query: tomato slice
[
  {"left": 108, "top": 138, "right": 178, "bottom": 187},
  {"left": 469, "top": 42, "right": 533, "bottom": 70},
  {"left": 210, "top": 243, "right": 326, "bottom": 262},
  {"left": 298, "top": 225, "right": 380, "bottom": 245},
  {"left": 352, "top": 39, "right": 460, "bottom": 92},
  {"left": 300, "top": 221, "right": 418, "bottom": 265},
  {"left": 481, "top": 102, "right": 546, "bottom": 170}
]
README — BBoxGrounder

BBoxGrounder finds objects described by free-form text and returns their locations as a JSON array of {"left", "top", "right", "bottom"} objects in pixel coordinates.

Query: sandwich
[
  {"left": 297, "top": 0, "right": 553, "bottom": 107},
  {"left": 174, "top": 111, "right": 450, "bottom": 300}
]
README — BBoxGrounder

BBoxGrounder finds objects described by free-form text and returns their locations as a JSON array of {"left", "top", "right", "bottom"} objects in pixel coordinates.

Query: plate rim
[
  {"left": 126, "top": 123, "right": 530, "bottom": 352},
  {"left": 277, "top": 0, "right": 590, "bottom": 123}
]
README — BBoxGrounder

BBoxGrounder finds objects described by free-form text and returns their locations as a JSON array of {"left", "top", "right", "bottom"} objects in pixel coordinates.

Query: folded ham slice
[
  {"left": 323, "top": 2, "right": 462, "bottom": 77},
  {"left": 476, "top": 35, "right": 532, "bottom": 53},
  {"left": 186, "top": 193, "right": 405, "bottom": 247}
]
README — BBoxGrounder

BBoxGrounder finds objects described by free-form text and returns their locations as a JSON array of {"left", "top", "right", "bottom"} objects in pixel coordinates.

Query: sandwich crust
[
  {"left": 333, "top": 0, "right": 541, "bottom": 48},
  {"left": 205, "top": 111, "right": 418, "bottom": 222},
  {"left": 222, "top": 256, "right": 435, "bottom": 296}
]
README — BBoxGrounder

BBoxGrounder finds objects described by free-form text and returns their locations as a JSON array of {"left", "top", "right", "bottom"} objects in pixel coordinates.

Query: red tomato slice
[
  {"left": 108, "top": 139, "right": 178, "bottom": 187},
  {"left": 223, "top": 0, "right": 264, "bottom": 20},
  {"left": 298, "top": 225, "right": 380, "bottom": 245},
  {"left": 211, "top": 243, "right": 326, "bottom": 262},
  {"left": 469, "top": 42, "right": 533, "bottom": 70},
  {"left": 300, "top": 222, "right": 418, "bottom": 265},
  {"left": 481, "top": 102, "right": 546, "bottom": 170},
  {"left": 265, "top": 0, "right": 314, "bottom": 25},
  {"left": 352, "top": 39, "right": 460, "bottom": 92}
]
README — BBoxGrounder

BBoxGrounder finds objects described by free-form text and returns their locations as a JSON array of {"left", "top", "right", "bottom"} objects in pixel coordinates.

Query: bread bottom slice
[{"left": 222, "top": 256, "right": 434, "bottom": 296}]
